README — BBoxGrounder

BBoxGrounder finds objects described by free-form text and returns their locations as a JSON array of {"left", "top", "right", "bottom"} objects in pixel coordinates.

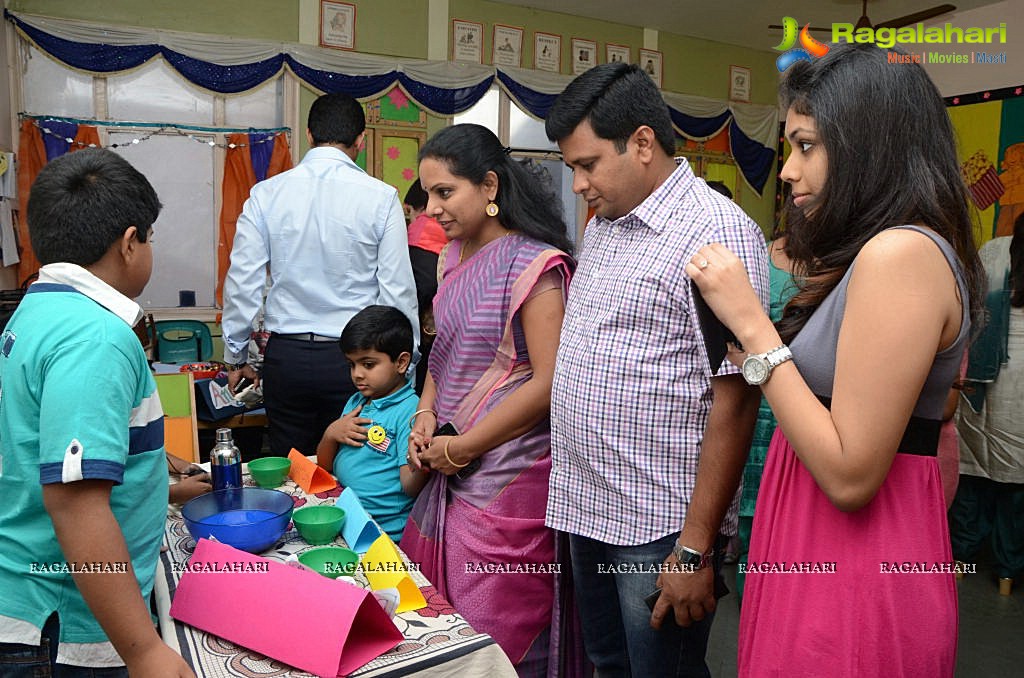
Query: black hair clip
[{"left": 502, "top": 146, "right": 512, "bottom": 155}]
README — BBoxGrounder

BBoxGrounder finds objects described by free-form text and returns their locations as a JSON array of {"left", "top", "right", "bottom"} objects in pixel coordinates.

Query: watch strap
[
  {"left": 671, "top": 542, "right": 714, "bottom": 570},
  {"left": 764, "top": 345, "right": 793, "bottom": 369}
]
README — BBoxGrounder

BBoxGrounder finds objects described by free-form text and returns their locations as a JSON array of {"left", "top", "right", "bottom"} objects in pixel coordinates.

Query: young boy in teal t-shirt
[
  {"left": 317, "top": 306, "right": 428, "bottom": 540},
  {"left": 0, "top": 149, "right": 193, "bottom": 676}
]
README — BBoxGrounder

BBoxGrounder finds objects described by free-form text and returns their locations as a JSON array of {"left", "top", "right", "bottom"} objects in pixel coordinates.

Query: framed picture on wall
[
  {"left": 639, "top": 48, "right": 663, "bottom": 89},
  {"left": 492, "top": 24, "right": 523, "bottom": 67},
  {"left": 729, "top": 65, "right": 751, "bottom": 103},
  {"left": 606, "top": 43, "right": 630, "bottom": 65},
  {"left": 452, "top": 19, "right": 484, "bottom": 64},
  {"left": 571, "top": 38, "right": 597, "bottom": 75},
  {"left": 319, "top": 1, "right": 356, "bottom": 50},
  {"left": 534, "top": 32, "right": 561, "bottom": 72}
]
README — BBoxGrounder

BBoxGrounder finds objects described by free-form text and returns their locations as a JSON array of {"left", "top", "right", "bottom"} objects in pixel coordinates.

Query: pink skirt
[{"left": 738, "top": 429, "right": 957, "bottom": 677}]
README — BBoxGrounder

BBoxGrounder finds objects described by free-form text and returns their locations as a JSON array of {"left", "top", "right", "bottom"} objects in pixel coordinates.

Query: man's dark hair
[
  {"left": 27, "top": 148, "right": 161, "bottom": 267},
  {"left": 339, "top": 305, "right": 413, "bottom": 361},
  {"left": 545, "top": 62, "right": 676, "bottom": 156},
  {"left": 706, "top": 181, "right": 733, "bottom": 200},
  {"left": 404, "top": 180, "right": 428, "bottom": 211},
  {"left": 308, "top": 92, "right": 365, "bottom": 147}
]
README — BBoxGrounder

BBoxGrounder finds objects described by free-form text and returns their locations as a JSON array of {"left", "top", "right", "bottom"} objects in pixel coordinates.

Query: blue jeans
[
  {"left": 568, "top": 532, "right": 728, "bottom": 678},
  {"left": 0, "top": 614, "right": 127, "bottom": 678}
]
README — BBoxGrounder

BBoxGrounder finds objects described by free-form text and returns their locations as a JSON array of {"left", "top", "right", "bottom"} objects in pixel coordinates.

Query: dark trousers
[
  {"left": 0, "top": 613, "right": 127, "bottom": 677},
  {"left": 949, "top": 473, "right": 1024, "bottom": 579},
  {"left": 261, "top": 334, "right": 355, "bottom": 457}
]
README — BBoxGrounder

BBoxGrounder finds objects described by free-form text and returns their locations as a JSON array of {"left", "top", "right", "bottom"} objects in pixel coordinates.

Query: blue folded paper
[{"left": 338, "top": 487, "right": 382, "bottom": 554}]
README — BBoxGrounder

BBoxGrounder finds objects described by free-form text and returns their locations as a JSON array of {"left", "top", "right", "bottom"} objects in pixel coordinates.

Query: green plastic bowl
[
  {"left": 292, "top": 504, "right": 346, "bottom": 545},
  {"left": 297, "top": 546, "right": 359, "bottom": 578},
  {"left": 247, "top": 457, "right": 291, "bottom": 488}
]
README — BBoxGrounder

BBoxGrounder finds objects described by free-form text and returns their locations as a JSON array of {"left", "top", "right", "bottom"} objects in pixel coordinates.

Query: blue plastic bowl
[{"left": 181, "top": 488, "right": 293, "bottom": 553}]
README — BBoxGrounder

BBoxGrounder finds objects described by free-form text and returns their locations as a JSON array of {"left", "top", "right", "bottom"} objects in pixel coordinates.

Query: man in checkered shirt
[{"left": 546, "top": 63, "right": 769, "bottom": 676}]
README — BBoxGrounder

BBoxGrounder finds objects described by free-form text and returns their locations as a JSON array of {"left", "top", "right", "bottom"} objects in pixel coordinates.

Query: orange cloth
[
  {"left": 406, "top": 213, "right": 448, "bottom": 255},
  {"left": 216, "top": 132, "right": 292, "bottom": 306},
  {"left": 682, "top": 127, "right": 730, "bottom": 153},
  {"left": 15, "top": 121, "right": 101, "bottom": 284}
]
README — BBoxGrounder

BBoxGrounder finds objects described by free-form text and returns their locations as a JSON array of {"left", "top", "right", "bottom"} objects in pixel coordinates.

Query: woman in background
[
  {"left": 952, "top": 212, "right": 1024, "bottom": 595},
  {"left": 734, "top": 233, "right": 797, "bottom": 601},
  {"left": 402, "top": 124, "right": 581, "bottom": 675},
  {"left": 402, "top": 180, "right": 448, "bottom": 395}
]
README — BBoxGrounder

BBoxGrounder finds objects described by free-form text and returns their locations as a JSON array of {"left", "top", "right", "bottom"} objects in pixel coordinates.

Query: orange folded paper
[{"left": 288, "top": 448, "right": 338, "bottom": 494}]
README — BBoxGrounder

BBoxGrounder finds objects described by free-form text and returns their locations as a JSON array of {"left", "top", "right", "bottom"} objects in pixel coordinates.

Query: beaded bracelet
[{"left": 444, "top": 436, "right": 470, "bottom": 468}]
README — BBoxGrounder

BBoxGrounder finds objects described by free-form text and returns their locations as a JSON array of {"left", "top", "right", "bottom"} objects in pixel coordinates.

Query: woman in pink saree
[{"left": 402, "top": 124, "right": 581, "bottom": 676}]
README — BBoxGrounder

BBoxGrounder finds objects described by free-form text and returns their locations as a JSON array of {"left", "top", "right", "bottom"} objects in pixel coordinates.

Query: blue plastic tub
[{"left": 181, "top": 488, "right": 294, "bottom": 553}]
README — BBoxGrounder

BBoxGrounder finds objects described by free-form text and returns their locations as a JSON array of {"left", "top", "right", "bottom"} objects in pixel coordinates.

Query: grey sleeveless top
[{"left": 789, "top": 225, "right": 970, "bottom": 421}]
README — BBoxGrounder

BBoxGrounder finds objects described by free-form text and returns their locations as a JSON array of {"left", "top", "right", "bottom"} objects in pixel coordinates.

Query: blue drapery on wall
[
  {"left": 248, "top": 132, "right": 275, "bottom": 183},
  {"left": 39, "top": 120, "right": 78, "bottom": 161},
  {"left": 496, "top": 70, "right": 556, "bottom": 119},
  {"left": 8, "top": 9, "right": 778, "bottom": 194},
  {"left": 398, "top": 73, "right": 495, "bottom": 119},
  {"left": 728, "top": 120, "right": 777, "bottom": 199},
  {"left": 16, "top": 16, "right": 159, "bottom": 72},
  {"left": 669, "top": 108, "right": 731, "bottom": 141},
  {"left": 167, "top": 52, "right": 286, "bottom": 94},
  {"left": 286, "top": 56, "right": 400, "bottom": 99}
]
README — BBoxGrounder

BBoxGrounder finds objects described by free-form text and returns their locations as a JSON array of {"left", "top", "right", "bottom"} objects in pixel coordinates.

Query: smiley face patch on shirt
[{"left": 367, "top": 424, "right": 391, "bottom": 454}]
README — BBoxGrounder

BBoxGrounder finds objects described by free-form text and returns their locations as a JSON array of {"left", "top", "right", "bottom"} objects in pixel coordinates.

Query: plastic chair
[{"left": 155, "top": 320, "right": 214, "bottom": 364}]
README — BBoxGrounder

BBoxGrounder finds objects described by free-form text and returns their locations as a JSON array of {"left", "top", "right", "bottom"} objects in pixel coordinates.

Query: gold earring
[{"left": 485, "top": 201, "right": 499, "bottom": 217}]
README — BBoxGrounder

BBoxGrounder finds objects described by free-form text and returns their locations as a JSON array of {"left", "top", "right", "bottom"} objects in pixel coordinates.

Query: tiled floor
[{"left": 705, "top": 544, "right": 1023, "bottom": 676}]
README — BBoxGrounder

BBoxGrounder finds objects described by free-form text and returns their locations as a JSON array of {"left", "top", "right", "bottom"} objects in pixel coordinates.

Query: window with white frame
[{"left": 17, "top": 45, "right": 286, "bottom": 309}]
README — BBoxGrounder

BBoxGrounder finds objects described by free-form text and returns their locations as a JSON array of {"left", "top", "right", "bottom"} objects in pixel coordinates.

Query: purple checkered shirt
[{"left": 547, "top": 160, "right": 769, "bottom": 545}]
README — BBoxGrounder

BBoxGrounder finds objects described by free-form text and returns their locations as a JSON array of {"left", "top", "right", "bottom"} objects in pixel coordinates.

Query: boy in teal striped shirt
[{"left": 0, "top": 149, "right": 192, "bottom": 676}]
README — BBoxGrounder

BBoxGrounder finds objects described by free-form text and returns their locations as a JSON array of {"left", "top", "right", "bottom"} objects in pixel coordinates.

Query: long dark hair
[
  {"left": 419, "top": 124, "right": 574, "bottom": 255},
  {"left": 775, "top": 43, "right": 983, "bottom": 342},
  {"left": 1011, "top": 213, "right": 1024, "bottom": 308}
]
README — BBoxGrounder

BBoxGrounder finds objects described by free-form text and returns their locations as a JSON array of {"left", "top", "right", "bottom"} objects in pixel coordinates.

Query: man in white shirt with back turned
[{"left": 222, "top": 92, "right": 418, "bottom": 457}]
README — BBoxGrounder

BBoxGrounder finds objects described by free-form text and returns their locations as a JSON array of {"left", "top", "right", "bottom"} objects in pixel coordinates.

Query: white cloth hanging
[
  {"left": 0, "top": 201, "right": 20, "bottom": 267},
  {"left": 0, "top": 153, "right": 16, "bottom": 200}
]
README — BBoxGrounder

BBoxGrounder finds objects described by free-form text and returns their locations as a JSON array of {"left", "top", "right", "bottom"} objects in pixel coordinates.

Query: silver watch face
[{"left": 742, "top": 356, "right": 769, "bottom": 385}]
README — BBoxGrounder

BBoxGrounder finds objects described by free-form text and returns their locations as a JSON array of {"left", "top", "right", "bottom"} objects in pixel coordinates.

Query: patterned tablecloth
[{"left": 156, "top": 473, "right": 516, "bottom": 677}]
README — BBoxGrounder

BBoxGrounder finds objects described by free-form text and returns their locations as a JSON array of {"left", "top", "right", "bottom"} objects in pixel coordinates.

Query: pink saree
[{"left": 401, "top": 234, "right": 581, "bottom": 676}]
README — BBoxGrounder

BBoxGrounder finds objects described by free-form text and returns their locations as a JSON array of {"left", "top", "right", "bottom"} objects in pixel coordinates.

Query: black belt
[
  {"left": 817, "top": 396, "right": 939, "bottom": 457},
  {"left": 271, "top": 332, "right": 338, "bottom": 343}
]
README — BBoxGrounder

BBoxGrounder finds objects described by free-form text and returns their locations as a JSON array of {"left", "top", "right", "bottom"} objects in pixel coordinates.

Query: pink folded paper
[{"left": 170, "top": 539, "right": 402, "bottom": 677}]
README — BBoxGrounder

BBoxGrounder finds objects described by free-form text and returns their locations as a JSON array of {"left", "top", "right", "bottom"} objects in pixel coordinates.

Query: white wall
[{"left": 921, "top": 1, "right": 1023, "bottom": 96}]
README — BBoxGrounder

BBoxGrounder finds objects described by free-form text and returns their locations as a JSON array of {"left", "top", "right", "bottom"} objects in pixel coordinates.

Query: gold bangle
[
  {"left": 409, "top": 408, "right": 438, "bottom": 428},
  {"left": 444, "top": 436, "right": 470, "bottom": 468}
]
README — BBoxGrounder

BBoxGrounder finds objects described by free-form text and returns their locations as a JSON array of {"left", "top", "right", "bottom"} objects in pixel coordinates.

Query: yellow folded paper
[{"left": 362, "top": 533, "right": 426, "bottom": 613}]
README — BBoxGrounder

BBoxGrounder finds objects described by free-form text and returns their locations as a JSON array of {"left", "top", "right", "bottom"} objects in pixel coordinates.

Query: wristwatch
[
  {"left": 671, "top": 542, "right": 714, "bottom": 570},
  {"left": 741, "top": 345, "right": 793, "bottom": 386}
]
